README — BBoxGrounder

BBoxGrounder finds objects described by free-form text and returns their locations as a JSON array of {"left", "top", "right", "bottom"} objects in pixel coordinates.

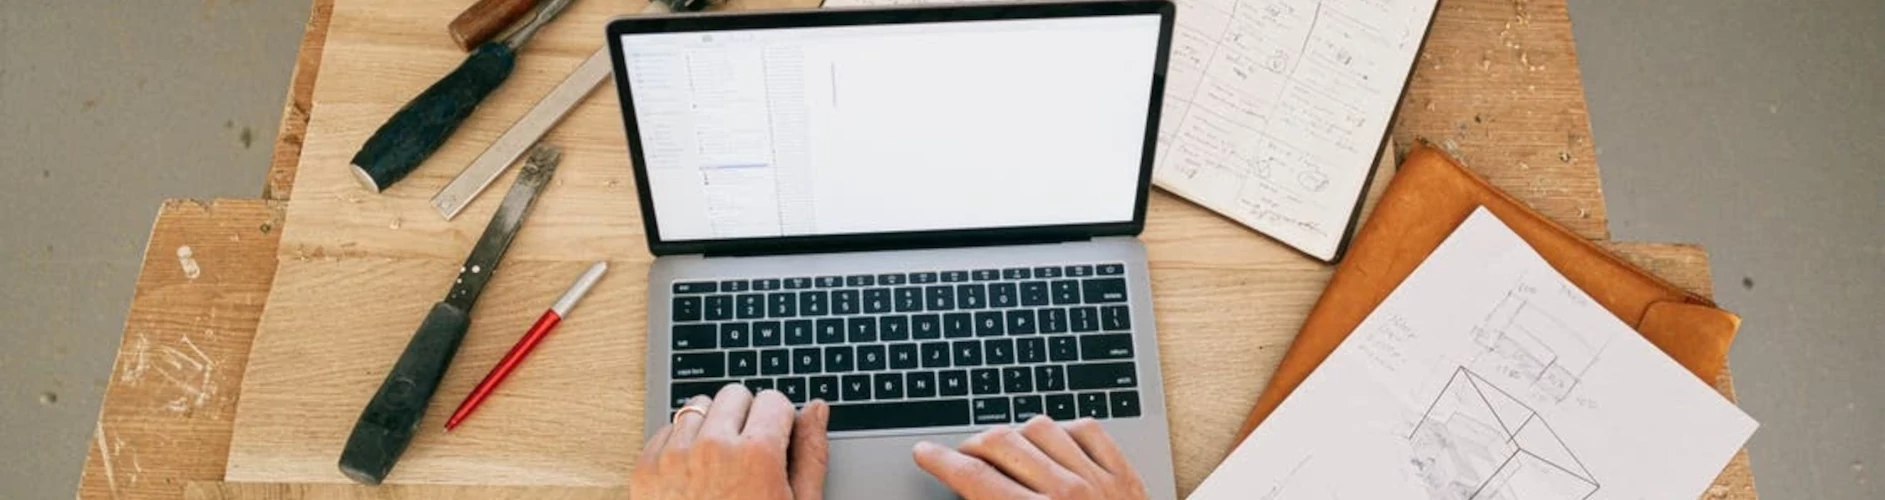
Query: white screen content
[{"left": 619, "top": 15, "right": 1163, "bottom": 241}]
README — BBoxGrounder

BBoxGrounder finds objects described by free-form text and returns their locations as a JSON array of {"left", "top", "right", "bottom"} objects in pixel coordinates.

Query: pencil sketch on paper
[{"left": 1407, "top": 367, "right": 1599, "bottom": 500}]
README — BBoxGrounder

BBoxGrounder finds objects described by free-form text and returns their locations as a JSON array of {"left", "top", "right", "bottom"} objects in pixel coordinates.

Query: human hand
[
  {"left": 913, "top": 416, "right": 1148, "bottom": 500},
  {"left": 631, "top": 384, "right": 832, "bottom": 500}
]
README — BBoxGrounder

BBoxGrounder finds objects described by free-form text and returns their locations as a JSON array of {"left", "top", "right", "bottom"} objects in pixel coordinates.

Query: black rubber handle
[
  {"left": 349, "top": 42, "right": 516, "bottom": 192},
  {"left": 338, "top": 302, "right": 473, "bottom": 485}
]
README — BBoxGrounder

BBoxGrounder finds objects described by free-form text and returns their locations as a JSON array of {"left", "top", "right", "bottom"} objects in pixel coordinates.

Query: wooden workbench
[{"left": 77, "top": 0, "right": 1758, "bottom": 498}]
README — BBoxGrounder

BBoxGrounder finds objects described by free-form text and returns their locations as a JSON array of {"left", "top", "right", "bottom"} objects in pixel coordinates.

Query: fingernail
[{"left": 913, "top": 441, "right": 936, "bottom": 453}]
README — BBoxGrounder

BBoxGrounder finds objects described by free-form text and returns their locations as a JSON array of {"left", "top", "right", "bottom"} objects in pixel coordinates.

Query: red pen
[{"left": 445, "top": 261, "right": 608, "bottom": 431}]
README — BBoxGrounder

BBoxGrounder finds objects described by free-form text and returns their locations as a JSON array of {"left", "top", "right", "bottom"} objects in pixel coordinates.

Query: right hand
[{"left": 912, "top": 416, "right": 1148, "bottom": 500}]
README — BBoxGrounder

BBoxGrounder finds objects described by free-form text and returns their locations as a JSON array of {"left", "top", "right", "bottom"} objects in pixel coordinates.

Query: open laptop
[{"left": 606, "top": 2, "right": 1178, "bottom": 497}]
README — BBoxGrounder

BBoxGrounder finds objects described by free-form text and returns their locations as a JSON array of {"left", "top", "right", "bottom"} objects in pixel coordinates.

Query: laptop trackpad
[{"left": 823, "top": 431, "right": 975, "bottom": 499}]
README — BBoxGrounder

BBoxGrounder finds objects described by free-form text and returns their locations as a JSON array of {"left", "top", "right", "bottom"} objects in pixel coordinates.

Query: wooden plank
[
  {"left": 183, "top": 482, "right": 618, "bottom": 500},
  {"left": 265, "top": 0, "right": 335, "bottom": 201},
  {"left": 77, "top": 200, "right": 284, "bottom": 500}
]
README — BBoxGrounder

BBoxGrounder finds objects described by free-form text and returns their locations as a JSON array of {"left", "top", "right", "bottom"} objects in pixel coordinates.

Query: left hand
[{"left": 630, "top": 384, "right": 832, "bottom": 500}]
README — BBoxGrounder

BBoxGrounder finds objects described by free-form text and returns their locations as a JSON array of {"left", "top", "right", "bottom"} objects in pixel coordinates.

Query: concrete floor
[{"left": 0, "top": 0, "right": 1878, "bottom": 498}]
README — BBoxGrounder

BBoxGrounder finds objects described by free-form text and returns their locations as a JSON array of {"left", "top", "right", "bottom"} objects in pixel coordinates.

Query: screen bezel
[{"left": 606, "top": 1, "right": 1176, "bottom": 257}]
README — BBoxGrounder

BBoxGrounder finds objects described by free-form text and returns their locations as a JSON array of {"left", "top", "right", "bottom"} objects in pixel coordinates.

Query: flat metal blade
[
  {"left": 443, "top": 144, "right": 560, "bottom": 311},
  {"left": 431, "top": 47, "right": 611, "bottom": 220}
]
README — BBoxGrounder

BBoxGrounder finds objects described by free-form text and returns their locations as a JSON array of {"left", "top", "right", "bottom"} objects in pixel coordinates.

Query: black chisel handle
[
  {"left": 338, "top": 302, "right": 473, "bottom": 485},
  {"left": 349, "top": 42, "right": 516, "bottom": 192}
]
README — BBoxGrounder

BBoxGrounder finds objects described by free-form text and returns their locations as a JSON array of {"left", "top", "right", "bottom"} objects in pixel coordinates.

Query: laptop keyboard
[{"left": 667, "top": 263, "right": 1146, "bottom": 432}]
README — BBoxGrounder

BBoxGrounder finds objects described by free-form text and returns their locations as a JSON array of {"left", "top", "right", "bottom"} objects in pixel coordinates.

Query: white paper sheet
[
  {"left": 821, "top": 0, "right": 1437, "bottom": 260},
  {"left": 1190, "top": 207, "right": 1757, "bottom": 500}
]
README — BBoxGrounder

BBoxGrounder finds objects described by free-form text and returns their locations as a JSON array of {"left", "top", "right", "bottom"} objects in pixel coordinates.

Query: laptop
[{"left": 606, "top": 2, "right": 1178, "bottom": 497}]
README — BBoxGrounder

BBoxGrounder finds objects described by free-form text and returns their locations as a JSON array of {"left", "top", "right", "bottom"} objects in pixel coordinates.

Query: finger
[
  {"left": 1020, "top": 415, "right": 1105, "bottom": 478},
  {"left": 1064, "top": 418, "right": 1133, "bottom": 476},
  {"left": 913, "top": 441, "right": 1038, "bottom": 500},
  {"left": 639, "top": 424, "right": 673, "bottom": 465},
  {"left": 789, "top": 400, "right": 832, "bottom": 500},
  {"left": 702, "top": 383, "right": 755, "bottom": 438},
  {"left": 741, "top": 390, "right": 797, "bottom": 451},
  {"left": 957, "top": 425, "right": 1079, "bottom": 493},
  {"left": 664, "top": 395, "right": 712, "bottom": 449}
]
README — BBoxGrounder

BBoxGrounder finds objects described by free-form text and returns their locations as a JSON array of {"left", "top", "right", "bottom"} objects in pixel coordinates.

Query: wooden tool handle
[{"left": 449, "top": 0, "right": 540, "bottom": 51}]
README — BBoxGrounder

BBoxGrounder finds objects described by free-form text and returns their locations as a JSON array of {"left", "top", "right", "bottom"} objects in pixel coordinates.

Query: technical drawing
[
  {"left": 1407, "top": 368, "right": 1598, "bottom": 500},
  {"left": 1466, "top": 283, "right": 1613, "bottom": 403}
]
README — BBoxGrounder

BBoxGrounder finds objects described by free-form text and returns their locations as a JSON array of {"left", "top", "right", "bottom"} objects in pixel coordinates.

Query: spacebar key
[{"left": 828, "top": 399, "right": 971, "bottom": 432}]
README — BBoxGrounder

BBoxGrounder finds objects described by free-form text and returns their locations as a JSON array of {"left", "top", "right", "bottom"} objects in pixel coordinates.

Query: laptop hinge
[{"left": 700, "top": 235, "right": 1093, "bottom": 258}]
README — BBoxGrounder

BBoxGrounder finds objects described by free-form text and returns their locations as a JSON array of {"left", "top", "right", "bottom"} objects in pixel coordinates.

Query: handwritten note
[
  {"left": 822, "top": 0, "right": 1437, "bottom": 260},
  {"left": 1190, "top": 208, "right": 1758, "bottom": 500}
]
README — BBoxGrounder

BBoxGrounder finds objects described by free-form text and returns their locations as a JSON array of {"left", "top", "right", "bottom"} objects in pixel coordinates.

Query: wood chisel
[
  {"left": 450, "top": 0, "right": 544, "bottom": 51},
  {"left": 430, "top": 0, "right": 723, "bottom": 219},
  {"left": 349, "top": 0, "right": 575, "bottom": 193},
  {"left": 338, "top": 145, "right": 560, "bottom": 485}
]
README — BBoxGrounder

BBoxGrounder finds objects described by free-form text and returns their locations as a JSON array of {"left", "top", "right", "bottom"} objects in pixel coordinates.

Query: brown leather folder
[{"left": 1233, "top": 143, "right": 1741, "bottom": 441}]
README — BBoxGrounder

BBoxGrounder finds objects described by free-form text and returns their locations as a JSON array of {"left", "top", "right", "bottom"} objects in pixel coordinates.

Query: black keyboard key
[
  {"left": 793, "top": 348, "right": 822, "bottom": 374},
  {"left": 1050, "top": 281, "right": 1081, "bottom": 305},
  {"left": 895, "top": 287, "right": 923, "bottom": 312},
  {"left": 673, "top": 296, "right": 702, "bottom": 322},
  {"left": 1016, "top": 337, "right": 1046, "bottom": 364},
  {"left": 833, "top": 290, "right": 860, "bottom": 315},
  {"left": 974, "top": 311, "right": 1005, "bottom": 337},
  {"left": 1097, "top": 264, "right": 1125, "bottom": 276},
  {"left": 785, "top": 277, "right": 813, "bottom": 289},
  {"left": 1049, "top": 337, "right": 1079, "bottom": 362},
  {"left": 841, "top": 375, "right": 872, "bottom": 401},
  {"left": 847, "top": 317, "right": 877, "bottom": 343},
  {"left": 1002, "top": 366, "right": 1033, "bottom": 393},
  {"left": 939, "top": 370, "right": 969, "bottom": 396},
  {"left": 1046, "top": 394, "right": 1077, "bottom": 420},
  {"left": 705, "top": 295, "right": 733, "bottom": 320},
  {"left": 800, "top": 291, "right": 829, "bottom": 316},
  {"left": 1020, "top": 282, "right": 1049, "bottom": 306},
  {"left": 1070, "top": 307, "right": 1100, "bottom": 332},
  {"left": 1034, "top": 266, "right": 1063, "bottom": 278},
  {"left": 878, "top": 273, "right": 908, "bottom": 285},
  {"left": 785, "top": 320, "right": 815, "bottom": 345},
  {"left": 825, "top": 346, "right": 855, "bottom": 372},
  {"left": 761, "top": 349, "right": 790, "bottom": 375},
  {"left": 721, "top": 323, "right": 751, "bottom": 348},
  {"left": 911, "top": 272, "right": 939, "bottom": 284},
  {"left": 1066, "top": 265, "right": 1094, "bottom": 277},
  {"left": 972, "top": 269, "right": 1001, "bottom": 281},
  {"left": 1081, "top": 278, "right": 1129, "bottom": 304},
  {"left": 810, "top": 375, "right": 839, "bottom": 401},
  {"left": 925, "top": 286, "right": 956, "bottom": 311},
  {"left": 912, "top": 314, "right": 942, "bottom": 339},
  {"left": 907, "top": 371, "right": 937, "bottom": 398},
  {"left": 816, "top": 276, "right": 843, "bottom": 288},
  {"left": 721, "top": 280, "right": 751, "bottom": 292},
  {"left": 816, "top": 319, "right": 845, "bottom": 344},
  {"left": 874, "top": 373, "right": 904, "bottom": 399},
  {"left": 973, "top": 397, "right": 1011, "bottom": 424},
  {"left": 846, "top": 275, "right": 875, "bottom": 287},
  {"left": 942, "top": 271, "right": 970, "bottom": 283},
  {"left": 880, "top": 315, "right": 911, "bottom": 341},
  {"left": 754, "top": 279, "right": 781, "bottom": 291},
  {"left": 671, "top": 380, "right": 732, "bottom": 407},
  {"left": 863, "top": 288, "right": 892, "bottom": 313},
  {"left": 1002, "top": 268, "right": 1032, "bottom": 280},
  {"left": 779, "top": 377, "right": 807, "bottom": 403},
  {"left": 921, "top": 342, "right": 951, "bottom": 368},
  {"left": 828, "top": 399, "right": 970, "bottom": 431},
  {"left": 957, "top": 284, "right": 987, "bottom": 309},
  {"left": 737, "top": 294, "right": 765, "bottom": 319},
  {"left": 753, "top": 321, "right": 782, "bottom": 347},
  {"left": 1101, "top": 305, "right": 1131, "bottom": 331},
  {"left": 1039, "top": 308, "right": 1069, "bottom": 333},
  {"left": 988, "top": 283, "right": 1018, "bottom": 308},
  {"left": 673, "top": 324, "right": 716, "bottom": 350},
  {"left": 729, "top": 351, "right": 758, "bottom": 377},
  {"left": 1006, "top": 309, "right": 1037, "bottom": 335},
  {"left": 674, "top": 281, "right": 717, "bottom": 294},
  {"left": 1035, "top": 365, "right": 1065, "bottom": 391},
  {"left": 857, "top": 344, "right": 886, "bottom": 371},
  {"left": 745, "top": 378, "right": 774, "bottom": 393},
  {"left": 1068, "top": 362, "right": 1138, "bottom": 390},
  {"left": 1079, "top": 334, "right": 1135, "bottom": 360},
  {"left": 953, "top": 340, "right": 983, "bottom": 367},
  {"left": 1110, "top": 391, "right": 1142, "bottom": 418},
  {"left": 768, "top": 293, "right": 797, "bottom": 318},
  {"left": 889, "top": 343, "right": 919, "bottom": 370},
  {"left": 943, "top": 313, "right": 974, "bottom": 338},
  {"left": 1079, "top": 392, "right": 1110, "bottom": 418},
  {"left": 1013, "top": 395, "right": 1045, "bottom": 420},
  {"left": 972, "top": 368, "right": 1001, "bottom": 395},
  {"left": 985, "top": 339, "right": 1015, "bottom": 365}
]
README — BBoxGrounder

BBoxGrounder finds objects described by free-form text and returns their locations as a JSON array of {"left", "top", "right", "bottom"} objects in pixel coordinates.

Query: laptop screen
[{"left": 616, "top": 12, "right": 1165, "bottom": 243}]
